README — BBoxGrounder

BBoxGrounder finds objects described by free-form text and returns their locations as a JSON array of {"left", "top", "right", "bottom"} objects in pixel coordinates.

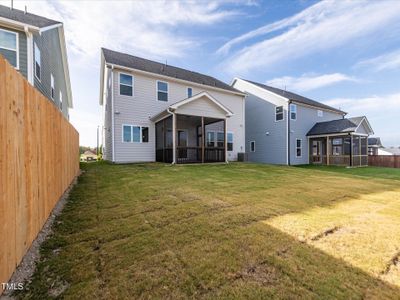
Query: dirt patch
[
  {"left": 233, "top": 261, "right": 278, "bottom": 286},
  {"left": 311, "top": 226, "right": 341, "bottom": 241},
  {"left": 0, "top": 172, "right": 80, "bottom": 300},
  {"left": 381, "top": 251, "right": 400, "bottom": 275}
]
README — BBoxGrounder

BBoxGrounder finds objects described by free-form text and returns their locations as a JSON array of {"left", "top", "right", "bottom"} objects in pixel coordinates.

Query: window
[
  {"left": 51, "top": 74, "right": 55, "bottom": 100},
  {"left": 250, "top": 141, "right": 255, "bottom": 152},
  {"left": 296, "top": 139, "right": 302, "bottom": 157},
  {"left": 187, "top": 87, "right": 193, "bottom": 98},
  {"left": 275, "top": 106, "right": 284, "bottom": 121},
  {"left": 122, "top": 125, "right": 149, "bottom": 143},
  {"left": 157, "top": 81, "right": 168, "bottom": 101},
  {"left": 317, "top": 110, "right": 323, "bottom": 117},
  {"left": 207, "top": 131, "right": 215, "bottom": 147},
  {"left": 217, "top": 132, "right": 224, "bottom": 148},
  {"left": 227, "top": 133, "right": 233, "bottom": 151},
  {"left": 119, "top": 73, "right": 133, "bottom": 96},
  {"left": 0, "top": 29, "right": 18, "bottom": 68},
  {"left": 290, "top": 104, "right": 297, "bottom": 120},
  {"left": 59, "top": 91, "right": 62, "bottom": 110},
  {"left": 332, "top": 138, "right": 342, "bottom": 156},
  {"left": 34, "top": 43, "right": 41, "bottom": 80}
]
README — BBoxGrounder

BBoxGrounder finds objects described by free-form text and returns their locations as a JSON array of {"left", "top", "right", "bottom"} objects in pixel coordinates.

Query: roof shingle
[
  {"left": 102, "top": 48, "right": 241, "bottom": 94},
  {"left": 0, "top": 5, "right": 61, "bottom": 28},
  {"left": 307, "top": 117, "right": 365, "bottom": 136}
]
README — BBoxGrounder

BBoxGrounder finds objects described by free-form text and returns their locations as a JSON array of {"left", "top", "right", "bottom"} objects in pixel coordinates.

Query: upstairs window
[
  {"left": 157, "top": 81, "right": 168, "bottom": 101},
  {"left": 227, "top": 133, "right": 233, "bottom": 151},
  {"left": 0, "top": 29, "right": 18, "bottom": 68},
  {"left": 296, "top": 139, "right": 302, "bottom": 157},
  {"left": 250, "top": 141, "right": 256, "bottom": 152},
  {"left": 290, "top": 104, "right": 297, "bottom": 120},
  {"left": 187, "top": 87, "right": 193, "bottom": 98},
  {"left": 317, "top": 110, "right": 323, "bottom": 117},
  {"left": 119, "top": 73, "right": 133, "bottom": 96},
  {"left": 34, "top": 43, "right": 41, "bottom": 80},
  {"left": 275, "top": 106, "right": 284, "bottom": 121},
  {"left": 51, "top": 74, "right": 55, "bottom": 100}
]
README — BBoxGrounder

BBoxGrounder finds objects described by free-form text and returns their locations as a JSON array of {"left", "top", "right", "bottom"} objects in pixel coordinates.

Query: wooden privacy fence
[
  {"left": 0, "top": 55, "right": 79, "bottom": 294},
  {"left": 368, "top": 155, "right": 400, "bottom": 168}
]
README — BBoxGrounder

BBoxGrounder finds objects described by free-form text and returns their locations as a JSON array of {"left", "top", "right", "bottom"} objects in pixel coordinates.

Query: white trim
[
  {"left": 233, "top": 78, "right": 288, "bottom": 102},
  {"left": 307, "top": 133, "right": 350, "bottom": 138},
  {"left": 354, "top": 117, "right": 374, "bottom": 135},
  {"left": 0, "top": 17, "right": 40, "bottom": 33},
  {"left": 350, "top": 132, "right": 369, "bottom": 137},
  {"left": 0, "top": 28, "right": 19, "bottom": 69},
  {"left": 25, "top": 29, "right": 33, "bottom": 84},
  {"left": 169, "top": 91, "right": 234, "bottom": 117},
  {"left": 111, "top": 67, "right": 115, "bottom": 162},
  {"left": 51, "top": 73, "right": 55, "bottom": 100},
  {"left": 39, "top": 23, "right": 62, "bottom": 33},
  {"left": 118, "top": 72, "right": 134, "bottom": 97},
  {"left": 250, "top": 140, "right": 256, "bottom": 152},
  {"left": 156, "top": 80, "right": 169, "bottom": 102},
  {"left": 59, "top": 91, "right": 63, "bottom": 110},
  {"left": 290, "top": 103, "right": 297, "bottom": 121},
  {"left": 296, "top": 138, "right": 302, "bottom": 158},
  {"left": 105, "top": 62, "right": 246, "bottom": 98},
  {"left": 275, "top": 105, "right": 284, "bottom": 122}
]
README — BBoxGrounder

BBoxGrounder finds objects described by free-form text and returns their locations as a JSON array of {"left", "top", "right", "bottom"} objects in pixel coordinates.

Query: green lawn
[{"left": 17, "top": 163, "right": 400, "bottom": 299}]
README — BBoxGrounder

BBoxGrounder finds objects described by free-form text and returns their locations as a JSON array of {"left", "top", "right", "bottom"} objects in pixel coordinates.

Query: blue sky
[{"left": 3, "top": 0, "right": 400, "bottom": 147}]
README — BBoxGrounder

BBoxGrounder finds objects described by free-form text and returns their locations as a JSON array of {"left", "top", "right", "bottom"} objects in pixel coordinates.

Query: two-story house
[
  {"left": 0, "top": 5, "right": 72, "bottom": 118},
  {"left": 232, "top": 78, "right": 374, "bottom": 167},
  {"left": 99, "top": 48, "right": 246, "bottom": 164}
]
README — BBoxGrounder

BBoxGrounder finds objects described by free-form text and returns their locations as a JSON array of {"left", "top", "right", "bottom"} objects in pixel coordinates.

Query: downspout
[
  {"left": 111, "top": 65, "right": 115, "bottom": 162},
  {"left": 287, "top": 100, "right": 291, "bottom": 166}
]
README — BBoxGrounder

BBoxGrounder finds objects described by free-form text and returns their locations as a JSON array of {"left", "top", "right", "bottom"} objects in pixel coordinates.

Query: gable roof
[
  {"left": 0, "top": 5, "right": 61, "bottom": 29},
  {"left": 101, "top": 48, "right": 242, "bottom": 95},
  {"left": 307, "top": 116, "right": 373, "bottom": 136},
  {"left": 238, "top": 79, "right": 346, "bottom": 115},
  {"left": 368, "top": 137, "right": 383, "bottom": 148}
]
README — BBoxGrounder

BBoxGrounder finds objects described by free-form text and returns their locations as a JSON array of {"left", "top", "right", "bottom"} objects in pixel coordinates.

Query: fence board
[
  {"left": 0, "top": 55, "right": 79, "bottom": 294},
  {"left": 368, "top": 155, "right": 400, "bottom": 168}
]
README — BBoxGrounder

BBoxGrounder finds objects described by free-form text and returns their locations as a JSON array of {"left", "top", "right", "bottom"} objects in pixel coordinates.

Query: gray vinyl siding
[
  {"left": 0, "top": 26, "right": 27, "bottom": 78},
  {"left": 109, "top": 69, "right": 245, "bottom": 163},
  {"left": 33, "top": 27, "right": 69, "bottom": 118},
  {"left": 245, "top": 94, "right": 288, "bottom": 164},
  {"left": 103, "top": 67, "right": 113, "bottom": 161},
  {"left": 289, "top": 104, "right": 344, "bottom": 165}
]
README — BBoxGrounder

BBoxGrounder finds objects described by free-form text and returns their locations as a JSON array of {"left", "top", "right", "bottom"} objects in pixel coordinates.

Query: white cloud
[
  {"left": 219, "top": 0, "right": 400, "bottom": 75},
  {"left": 355, "top": 49, "right": 400, "bottom": 71},
  {"left": 266, "top": 73, "right": 356, "bottom": 92}
]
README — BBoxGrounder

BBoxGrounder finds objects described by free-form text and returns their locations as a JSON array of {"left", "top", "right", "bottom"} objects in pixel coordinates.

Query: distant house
[
  {"left": 0, "top": 4, "right": 72, "bottom": 118},
  {"left": 378, "top": 147, "right": 400, "bottom": 156},
  {"left": 80, "top": 150, "right": 97, "bottom": 162},
  {"left": 232, "top": 78, "right": 374, "bottom": 167},
  {"left": 99, "top": 48, "right": 245, "bottom": 164},
  {"left": 368, "top": 137, "right": 383, "bottom": 155}
]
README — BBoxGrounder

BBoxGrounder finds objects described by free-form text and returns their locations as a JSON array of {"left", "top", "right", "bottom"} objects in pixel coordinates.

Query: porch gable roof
[
  {"left": 150, "top": 92, "right": 233, "bottom": 122},
  {"left": 307, "top": 116, "right": 374, "bottom": 136}
]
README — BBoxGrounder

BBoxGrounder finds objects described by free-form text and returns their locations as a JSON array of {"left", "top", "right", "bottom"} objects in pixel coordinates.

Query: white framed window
[
  {"left": 119, "top": 73, "right": 133, "bottom": 96},
  {"left": 290, "top": 104, "right": 297, "bottom": 120},
  {"left": 206, "top": 131, "right": 215, "bottom": 147},
  {"left": 0, "top": 28, "right": 19, "bottom": 69},
  {"left": 122, "top": 125, "right": 149, "bottom": 143},
  {"left": 59, "top": 91, "right": 63, "bottom": 110},
  {"left": 157, "top": 81, "right": 168, "bottom": 101},
  {"left": 187, "top": 87, "right": 193, "bottom": 98},
  {"left": 51, "top": 74, "right": 55, "bottom": 100},
  {"left": 317, "top": 110, "right": 323, "bottom": 117},
  {"left": 250, "top": 141, "right": 256, "bottom": 152},
  {"left": 227, "top": 132, "right": 233, "bottom": 151},
  {"left": 34, "top": 43, "right": 41, "bottom": 80},
  {"left": 275, "top": 106, "right": 284, "bottom": 121},
  {"left": 296, "top": 139, "right": 302, "bottom": 157}
]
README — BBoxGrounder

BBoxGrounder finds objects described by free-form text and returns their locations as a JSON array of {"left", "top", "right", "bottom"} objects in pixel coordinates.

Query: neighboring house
[
  {"left": 378, "top": 147, "right": 400, "bottom": 156},
  {"left": 80, "top": 150, "right": 97, "bottom": 162},
  {"left": 232, "top": 78, "right": 374, "bottom": 167},
  {"left": 99, "top": 48, "right": 246, "bottom": 164},
  {"left": 368, "top": 137, "right": 383, "bottom": 155},
  {"left": 0, "top": 4, "right": 72, "bottom": 118}
]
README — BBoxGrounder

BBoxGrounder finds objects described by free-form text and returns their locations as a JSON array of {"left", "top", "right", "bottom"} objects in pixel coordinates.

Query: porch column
[
  {"left": 326, "top": 136, "right": 330, "bottom": 166},
  {"left": 201, "top": 116, "right": 205, "bottom": 163},
  {"left": 172, "top": 113, "right": 177, "bottom": 164},
  {"left": 224, "top": 119, "right": 228, "bottom": 163},
  {"left": 350, "top": 135, "right": 353, "bottom": 167}
]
